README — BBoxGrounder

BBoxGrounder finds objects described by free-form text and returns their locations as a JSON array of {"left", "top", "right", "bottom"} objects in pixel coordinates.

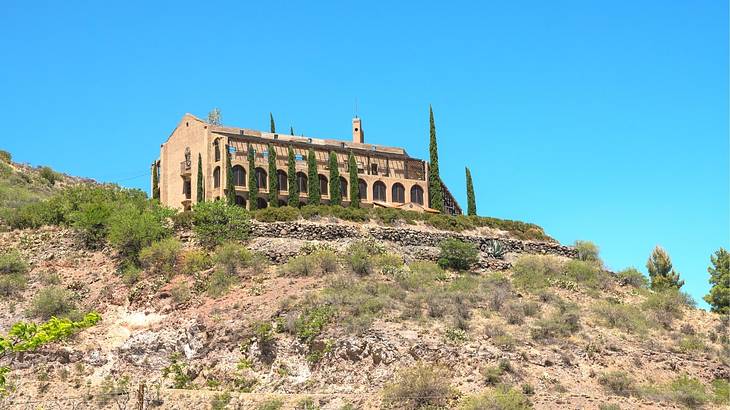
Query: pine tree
[
  {"left": 151, "top": 162, "right": 160, "bottom": 200},
  {"left": 348, "top": 151, "right": 359, "bottom": 208},
  {"left": 267, "top": 144, "right": 278, "bottom": 207},
  {"left": 307, "top": 148, "right": 320, "bottom": 205},
  {"left": 646, "top": 246, "right": 684, "bottom": 290},
  {"left": 225, "top": 147, "right": 236, "bottom": 206},
  {"left": 428, "top": 105, "right": 444, "bottom": 212},
  {"left": 465, "top": 166, "right": 476, "bottom": 216},
  {"left": 270, "top": 112, "right": 276, "bottom": 133},
  {"left": 207, "top": 108, "right": 221, "bottom": 125},
  {"left": 247, "top": 144, "right": 258, "bottom": 210},
  {"left": 196, "top": 153, "right": 204, "bottom": 203},
  {"left": 328, "top": 152, "right": 341, "bottom": 206},
  {"left": 287, "top": 146, "right": 299, "bottom": 207},
  {"left": 704, "top": 247, "right": 729, "bottom": 314},
  {"left": 290, "top": 126, "right": 294, "bottom": 136}
]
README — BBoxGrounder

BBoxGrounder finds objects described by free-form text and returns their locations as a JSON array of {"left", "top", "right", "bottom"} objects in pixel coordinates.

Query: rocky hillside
[{"left": 0, "top": 215, "right": 728, "bottom": 409}]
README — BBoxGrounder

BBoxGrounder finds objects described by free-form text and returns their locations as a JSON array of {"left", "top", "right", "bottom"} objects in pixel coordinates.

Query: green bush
[
  {"left": 180, "top": 249, "right": 212, "bottom": 275},
  {"left": 437, "top": 238, "right": 478, "bottom": 270},
  {"left": 207, "top": 268, "right": 237, "bottom": 298},
  {"left": 394, "top": 261, "right": 443, "bottom": 290},
  {"left": 0, "top": 250, "right": 29, "bottom": 296},
  {"left": 294, "top": 305, "right": 334, "bottom": 344},
  {"left": 120, "top": 264, "right": 142, "bottom": 286},
  {"left": 0, "top": 150, "right": 10, "bottom": 163},
  {"left": 69, "top": 200, "right": 114, "bottom": 247},
  {"left": 256, "top": 399, "right": 284, "bottom": 410},
  {"left": 253, "top": 206, "right": 301, "bottom": 222},
  {"left": 598, "top": 371, "right": 637, "bottom": 397},
  {"left": 27, "top": 286, "right": 78, "bottom": 320},
  {"left": 214, "top": 242, "right": 254, "bottom": 275},
  {"left": 139, "top": 238, "right": 181, "bottom": 278},
  {"left": 171, "top": 210, "right": 194, "bottom": 230},
  {"left": 511, "top": 255, "right": 562, "bottom": 291},
  {"left": 170, "top": 282, "right": 191, "bottom": 305},
  {"left": 382, "top": 362, "right": 456, "bottom": 409},
  {"left": 712, "top": 378, "right": 730, "bottom": 406},
  {"left": 107, "top": 203, "right": 172, "bottom": 260},
  {"left": 39, "top": 166, "right": 58, "bottom": 185},
  {"left": 574, "top": 240, "right": 601, "bottom": 264},
  {"left": 616, "top": 267, "right": 648, "bottom": 288},
  {"left": 281, "top": 254, "right": 319, "bottom": 276},
  {"left": 667, "top": 375, "right": 708, "bottom": 407},
  {"left": 192, "top": 201, "right": 251, "bottom": 247},
  {"left": 459, "top": 385, "right": 532, "bottom": 410},
  {"left": 642, "top": 289, "right": 688, "bottom": 328},
  {"left": 343, "top": 240, "right": 380, "bottom": 276},
  {"left": 530, "top": 301, "right": 581, "bottom": 340}
]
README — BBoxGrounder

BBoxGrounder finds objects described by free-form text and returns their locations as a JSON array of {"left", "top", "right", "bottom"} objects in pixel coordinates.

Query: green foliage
[
  {"left": 268, "top": 144, "right": 278, "bottom": 206},
  {"left": 647, "top": 246, "right": 684, "bottom": 290},
  {"left": 382, "top": 362, "right": 455, "bottom": 409},
  {"left": 172, "top": 210, "right": 194, "bottom": 230},
  {"left": 677, "top": 335, "right": 706, "bottom": 353},
  {"left": 593, "top": 300, "right": 649, "bottom": 334},
  {"left": 512, "top": 255, "right": 610, "bottom": 293},
  {"left": 437, "top": 238, "right": 478, "bottom": 270},
  {"left": 226, "top": 147, "right": 236, "bottom": 206},
  {"left": 214, "top": 242, "right": 255, "bottom": 275},
  {"left": 574, "top": 240, "right": 601, "bottom": 265},
  {"left": 616, "top": 267, "right": 648, "bottom": 288},
  {"left": 120, "top": 264, "right": 142, "bottom": 286},
  {"left": 0, "top": 366, "right": 9, "bottom": 396},
  {"left": 246, "top": 144, "right": 256, "bottom": 209},
  {"left": 704, "top": 247, "right": 729, "bottom": 314},
  {"left": 162, "top": 352, "right": 193, "bottom": 389},
  {"left": 192, "top": 200, "right": 251, "bottom": 247},
  {"left": 27, "top": 286, "right": 78, "bottom": 320},
  {"left": 97, "top": 375, "right": 131, "bottom": 407},
  {"left": 328, "top": 152, "right": 341, "bottom": 206},
  {"left": 294, "top": 305, "right": 334, "bottom": 344},
  {"left": 180, "top": 249, "right": 212, "bottom": 275},
  {"left": 0, "top": 312, "right": 101, "bottom": 357},
  {"left": 107, "top": 203, "right": 172, "bottom": 260},
  {"left": 459, "top": 385, "right": 532, "bottom": 410},
  {"left": 211, "top": 391, "right": 232, "bottom": 410},
  {"left": 196, "top": 153, "right": 204, "bottom": 203},
  {"left": 427, "top": 105, "right": 444, "bottom": 213},
  {"left": 348, "top": 151, "right": 359, "bottom": 208},
  {"left": 598, "top": 371, "right": 637, "bottom": 397},
  {"left": 0, "top": 250, "right": 27, "bottom": 297},
  {"left": 152, "top": 162, "right": 160, "bottom": 200},
  {"left": 253, "top": 206, "right": 300, "bottom": 222},
  {"left": 465, "top": 166, "right": 476, "bottom": 216},
  {"left": 307, "top": 148, "right": 320, "bottom": 205},
  {"left": 0, "top": 150, "right": 11, "bottom": 163},
  {"left": 343, "top": 240, "right": 382, "bottom": 276},
  {"left": 712, "top": 378, "right": 730, "bottom": 406},
  {"left": 39, "top": 166, "right": 58, "bottom": 185},
  {"left": 139, "top": 238, "right": 181, "bottom": 278},
  {"left": 287, "top": 146, "right": 299, "bottom": 207},
  {"left": 170, "top": 282, "right": 191, "bottom": 305},
  {"left": 667, "top": 375, "right": 709, "bottom": 407},
  {"left": 642, "top": 289, "right": 689, "bottom": 328},
  {"left": 530, "top": 301, "right": 581, "bottom": 340},
  {"left": 207, "top": 268, "right": 238, "bottom": 297},
  {"left": 256, "top": 399, "right": 284, "bottom": 410},
  {"left": 269, "top": 112, "right": 276, "bottom": 133}
]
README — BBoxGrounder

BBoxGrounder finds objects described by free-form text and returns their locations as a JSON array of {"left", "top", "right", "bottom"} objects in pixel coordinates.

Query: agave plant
[{"left": 487, "top": 240, "right": 506, "bottom": 259}]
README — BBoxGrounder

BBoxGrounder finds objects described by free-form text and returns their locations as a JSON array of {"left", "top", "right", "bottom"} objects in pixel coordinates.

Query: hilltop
[{"left": 0, "top": 157, "right": 727, "bottom": 410}]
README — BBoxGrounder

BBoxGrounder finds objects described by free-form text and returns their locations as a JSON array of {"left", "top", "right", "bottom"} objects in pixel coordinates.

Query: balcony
[{"left": 180, "top": 160, "right": 191, "bottom": 176}]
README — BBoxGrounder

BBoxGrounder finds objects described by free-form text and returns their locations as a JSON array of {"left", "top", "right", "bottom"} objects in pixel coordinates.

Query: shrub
[
  {"left": 616, "top": 267, "right": 648, "bottom": 288},
  {"left": 530, "top": 302, "right": 581, "bottom": 340},
  {"left": 170, "top": 282, "right": 191, "bottom": 305},
  {"left": 27, "top": 286, "right": 77, "bottom": 320},
  {"left": 171, "top": 210, "right": 194, "bottom": 230},
  {"left": 481, "top": 365, "right": 503, "bottom": 385},
  {"left": 437, "top": 238, "right": 478, "bottom": 270},
  {"left": 294, "top": 305, "right": 333, "bottom": 344},
  {"left": 593, "top": 301, "right": 649, "bottom": 334},
  {"left": 281, "top": 254, "right": 319, "bottom": 276},
  {"left": 0, "top": 150, "right": 10, "bottom": 163},
  {"left": 642, "top": 289, "right": 687, "bottom": 328},
  {"left": 712, "top": 378, "right": 730, "bottom": 406},
  {"left": 512, "top": 255, "right": 562, "bottom": 291},
  {"left": 373, "top": 253, "right": 404, "bottom": 274},
  {"left": 668, "top": 375, "right": 708, "bottom": 407},
  {"left": 210, "top": 392, "right": 232, "bottom": 410},
  {"left": 39, "top": 166, "right": 58, "bottom": 185},
  {"left": 563, "top": 259, "right": 609, "bottom": 290},
  {"left": 677, "top": 336, "right": 706, "bottom": 353},
  {"left": 312, "top": 249, "right": 339, "bottom": 274},
  {"left": 382, "top": 362, "right": 456, "bottom": 409},
  {"left": 256, "top": 399, "right": 284, "bottom": 410},
  {"left": 180, "top": 249, "right": 212, "bottom": 275},
  {"left": 207, "top": 268, "right": 237, "bottom": 298},
  {"left": 253, "top": 206, "right": 300, "bottom": 222},
  {"left": 120, "top": 264, "right": 142, "bottom": 286},
  {"left": 574, "top": 240, "right": 601, "bottom": 264},
  {"left": 214, "top": 242, "right": 254, "bottom": 275},
  {"left": 192, "top": 201, "right": 251, "bottom": 247},
  {"left": 343, "top": 241, "right": 377, "bottom": 276},
  {"left": 0, "top": 250, "right": 29, "bottom": 297},
  {"left": 395, "top": 261, "right": 442, "bottom": 290},
  {"left": 107, "top": 204, "right": 171, "bottom": 260},
  {"left": 139, "top": 238, "right": 181, "bottom": 278},
  {"left": 459, "top": 385, "right": 532, "bottom": 410},
  {"left": 598, "top": 371, "right": 636, "bottom": 397}
]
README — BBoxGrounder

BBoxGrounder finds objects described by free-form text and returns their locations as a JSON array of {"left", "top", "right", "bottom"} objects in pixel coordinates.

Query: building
[{"left": 152, "top": 113, "right": 462, "bottom": 214}]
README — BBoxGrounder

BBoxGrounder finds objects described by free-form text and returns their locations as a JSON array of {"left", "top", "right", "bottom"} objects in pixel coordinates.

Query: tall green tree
[
  {"left": 290, "top": 126, "right": 294, "bottom": 136},
  {"left": 465, "top": 166, "right": 476, "bottom": 216},
  {"left": 428, "top": 105, "right": 444, "bottom": 212},
  {"left": 247, "top": 144, "right": 258, "bottom": 210},
  {"left": 269, "top": 113, "right": 276, "bottom": 133},
  {"left": 328, "top": 152, "right": 341, "bottom": 206},
  {"left": 307, "top": 148, "right": 320, "bottom": 205},
  {"left": 196, "top": 153, "right": 204, "bottom": 203},
  {"left": 348, "top": 151, "right": 359, "bottom": 208},
  {"left": 225, "top": 147, "right": 236, "bottom": 206},
  {"left": 151, "top": 162, "right": 160, "bottom": 200},
  {"left": 267, "top": 144, "right": 278, "bottom": 207},
  {"left": 704, "top": 247, "right": 729, "bottom": 314},
  {"left": 287, "top": 146, "right": 299, "bottom": 207},
  {"left": 647, "top": 246, "right": 684, "bottom": 290}
]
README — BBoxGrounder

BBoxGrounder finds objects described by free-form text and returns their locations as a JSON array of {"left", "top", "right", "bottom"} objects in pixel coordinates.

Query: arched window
[
  {"left": 358, "top": 179, "right": 367, "bottom": 200},
  {"left": 319, "top": 175, "right": 328, "bottom": 196},
  {"left": 277, "top": 170, "right": 288, "bottom": 191},
  {"left": 296, "top": 172, "right": 308, "bottom": 193},
  {"left": 392, "top": 183, "right": 405, "bottom": 203},
  {"left": 232, "top": 165, "right": 245, "bottom": 186},
  {"left": 339, "top": 177, "right": 348, "bottom": 198},
  {"left": 255, "top": 168, "right": 267, "bottom": 189},
  {"left": 256, "top": 198, "right": 268, "bottom": 209},
  {"left": 235, "top": 195, "right": 246, "bottom": 207},
  {"left": 373, "top": 181, "right": 386, "bottom": 201},
  {"left": 214, "top": 140, "right": 220, "bottom": 162},
  {"left": 213, "top": 166, "right": 221, "bottom": 188},
  {"left": 410, "top": 185, "right": 424, "bottom": 205}
]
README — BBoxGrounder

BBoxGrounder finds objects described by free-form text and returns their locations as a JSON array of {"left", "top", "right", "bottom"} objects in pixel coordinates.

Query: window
[
  {"left": 371, "top": 163, "right": 378, "bottom": 175},
  {"left": 358, "top": 179, "right": 367, "bottom": 200},
  {"left": 319, "top": 175, "right": 328, "bottom": 196},
  {"left": 296, "top": 172, "right": 308, "bottom": 193},
  {"left": 392, "top": 183, "right": 405, "bottom": 203},
  {"left": 410, "top": 185, "right": 424, "bottom": 205},
  {"left": 214, "top": 141, "right": 220, "bottom": 162},
  {"left": 340, "top": 177, "right": 348, "bottom": 198},
  {"left": 256, "top": 198, "right": 268, "bottom": 209},
  {"left": 255, "top": 168, "right": 267, "bottom": 189},
  {"left": 232, "top": 165, "right": 245, "bottom": 186},
  {"left": 213, "top": 166, "right": 221, "bottom": 188},
  {"left": 373, "top": 181, "right": 386, "bottom": 201},
  {"left": 277, "top": 170, "right": 287, "bottom": 191},
  {"left": 235, "top": 195, "right": 246, "bottom": 207}
]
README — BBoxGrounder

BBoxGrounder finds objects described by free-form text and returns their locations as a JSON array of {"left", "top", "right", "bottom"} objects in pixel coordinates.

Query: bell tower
[{"left": 352, "top": 117, "right": 364, "bottom": 144}]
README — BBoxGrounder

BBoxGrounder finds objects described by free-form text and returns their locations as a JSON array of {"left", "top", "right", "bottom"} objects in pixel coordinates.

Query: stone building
[{"left": 152, "top": 113, "right": 461, "bottom": 214}]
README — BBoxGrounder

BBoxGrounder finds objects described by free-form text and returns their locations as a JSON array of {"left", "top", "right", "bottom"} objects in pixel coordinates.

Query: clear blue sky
[{"left": 1, "top": 1, "right": 727, "bottom": 308}]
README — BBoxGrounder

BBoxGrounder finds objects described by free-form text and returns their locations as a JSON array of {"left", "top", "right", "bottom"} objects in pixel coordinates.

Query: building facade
[{"left": 152, "top": 113, "right": 461, "bottom": 214}]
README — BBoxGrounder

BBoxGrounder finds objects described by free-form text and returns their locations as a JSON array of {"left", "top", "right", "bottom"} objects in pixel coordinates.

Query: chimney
[{"left": 352, "top": 117, "right": 364, "bottom": 144}]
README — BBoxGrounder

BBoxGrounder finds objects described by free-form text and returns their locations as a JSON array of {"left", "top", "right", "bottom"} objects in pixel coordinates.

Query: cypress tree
[
  {"left": 290, "top": 126, "right": 294, "bottom": 136},
  {"left": 270, "top": 113, "right": 276, "bottom": 133},
  {"left": 196, "top": 153, "right": 204, "bottom": 203},
  {"left": 151, "top": 162, "right": 160, "bottom": 200},
  {"left": 647, "top": 246, "right": 684, "bottom": 290},
  {"left": 465, "top": 166, "right": 476, "bottom": 216},
  {"left": 704, "top": 247, "right": 730, "bottom": 314},
  {"left": 287, "top": 146, "right": 299, "bottom": 207},
  {"left": 247, "top": 144, "right": 258, "bottom": 210},
  {"left": 225, "top": 147, "right": 236, "bottom": 206},
  {"left": 307, "top": 148, "right": 320, "bottom": 205},
  {"left": 328, "top": 152, "right": 341, "bottom": 206},
  {"left": 348, "top": 151, "right": 360, "bottom": 208},
  {"left": 428, "top": 105, "right": 444, "bottom": 212},
  {"left": 267, "top": 144, "right": 278, "bottom": 207}
]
